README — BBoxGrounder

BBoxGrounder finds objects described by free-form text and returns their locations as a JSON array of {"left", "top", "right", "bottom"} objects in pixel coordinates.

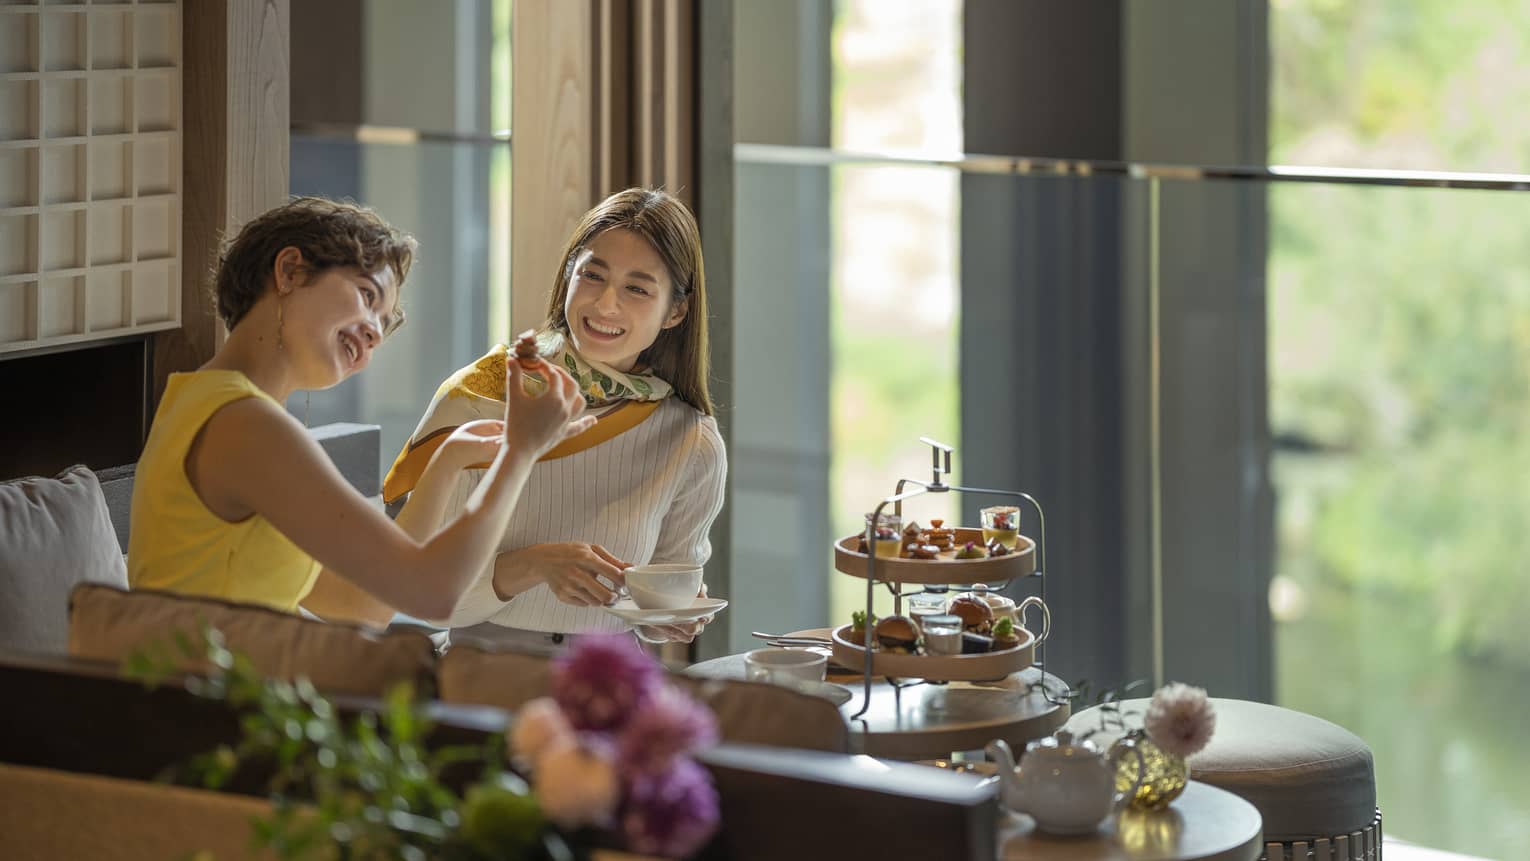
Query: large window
[
  {"left": 728, "top": 0, "right": 962, "bottom": 654},
  {"left": 731, "top": 3, "right": 1526, "bottom": 856},
  {"left": 827, "top": 0, "right": 963, "bottom": 626},
  {"left": 1270, "top": 1, "right": 1530, "bottom": 854}
]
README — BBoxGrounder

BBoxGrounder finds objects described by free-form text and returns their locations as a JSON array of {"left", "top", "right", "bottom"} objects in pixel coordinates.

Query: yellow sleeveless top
[{"left": 128, "top": 370, "right": 321, "bottom": 611}]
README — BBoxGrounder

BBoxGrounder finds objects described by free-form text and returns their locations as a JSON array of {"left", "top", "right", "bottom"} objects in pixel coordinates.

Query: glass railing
[
  {"left": 288, "top": 132, "right": 509, "bottom": 478},
  {"left": 730, "top": 143, "right": 1530, "bottom": 858}
]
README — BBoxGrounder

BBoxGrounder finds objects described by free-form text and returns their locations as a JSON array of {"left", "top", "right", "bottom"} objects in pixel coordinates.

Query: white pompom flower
[
  {"left": 1144, "top": 682, "right": 1216, "bottom": 759},
  {"left": 532, "top": 738, "right": 621, "bottom": 830}
]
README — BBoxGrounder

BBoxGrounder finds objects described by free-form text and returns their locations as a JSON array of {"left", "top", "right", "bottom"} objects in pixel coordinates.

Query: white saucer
[{"left": 602, "top": 596, "right": 729, "bottom": 625}]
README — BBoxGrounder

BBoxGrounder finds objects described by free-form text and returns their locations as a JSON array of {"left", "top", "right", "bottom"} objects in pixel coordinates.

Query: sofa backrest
[
  {"left": 0, "top": 652, "right": 1000, "bottom": 861},
  {"left": 70, "top": 583, "right": 438, "bottom": 698},
  {"left": 0, "top": 763, "right": 284, "bottom": 861},
  {"left": 437, "top": 643, "right": 853, "bottom": 754}
]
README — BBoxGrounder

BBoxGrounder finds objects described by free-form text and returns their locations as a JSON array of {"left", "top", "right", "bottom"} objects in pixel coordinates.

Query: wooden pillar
[
  {"left": 511, "top": 0, "right": 718, "bottom": 660},
  {"left": 510, "top": 0, "right": 699, "bottom": 333},
  {"left": 510, "top": 0, "right": 598, "bottom": 333},
  {"left": 153, "top": 0, "right": 290, "bottom": 405}
]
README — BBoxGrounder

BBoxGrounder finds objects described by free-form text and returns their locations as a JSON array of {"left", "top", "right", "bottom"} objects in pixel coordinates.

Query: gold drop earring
[{"left": 276, "top": 295, "right": 286, "bottom": 350}]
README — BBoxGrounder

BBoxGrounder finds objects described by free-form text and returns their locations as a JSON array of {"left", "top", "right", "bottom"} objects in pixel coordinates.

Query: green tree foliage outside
[{"left": 1271, "top": 0, "right": 1530, "bottom": 853}]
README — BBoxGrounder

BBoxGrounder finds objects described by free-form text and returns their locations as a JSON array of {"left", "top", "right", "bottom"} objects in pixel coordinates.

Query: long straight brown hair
[{"left": 542, "top": 188, "right": 713, "bottom": 416}]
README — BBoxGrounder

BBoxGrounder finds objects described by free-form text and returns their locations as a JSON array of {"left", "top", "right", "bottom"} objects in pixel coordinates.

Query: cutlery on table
[{"left": 750, "top": 630, "right": 831, "bottom": 644}]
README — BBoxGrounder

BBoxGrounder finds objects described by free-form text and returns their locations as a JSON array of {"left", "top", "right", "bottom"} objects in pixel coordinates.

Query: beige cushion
[
  {"left": 1065, "top": 697, "right": 1376, "bottom": 840},
  {"left": 0, "top": 763, "right": 281, "bottom": 860},
  {"left": 669, "top": 674, "right": 850, "bottom": 753},
  {"left": 437, "top": 642, "right": 556, "bottom": 712},
  {"left": 69, "top": 584, "right": 436, "bottom": 698},
  {"left": 439, "top": 644, "right": 850, "bottom": 753},
  {"left": 0, "top": 466, "right": 128, "bottom": 655}
]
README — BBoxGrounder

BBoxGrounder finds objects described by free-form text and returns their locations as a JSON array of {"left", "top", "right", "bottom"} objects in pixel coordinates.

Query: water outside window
[{"left": 1270, "top": 1, "right": 1530, "bottom": 854}]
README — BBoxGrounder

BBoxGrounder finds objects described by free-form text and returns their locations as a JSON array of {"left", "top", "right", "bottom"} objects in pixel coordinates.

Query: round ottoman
[{"left": 1064, "top": 698, "right": 1382, "bottom": 861}]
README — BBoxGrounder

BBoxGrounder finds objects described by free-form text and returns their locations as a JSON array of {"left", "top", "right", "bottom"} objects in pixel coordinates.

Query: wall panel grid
[{"left": 0, "top": 0, "right": 181, "bottom": 354}]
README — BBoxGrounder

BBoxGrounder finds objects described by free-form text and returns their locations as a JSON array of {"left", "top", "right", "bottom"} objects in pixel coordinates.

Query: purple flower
[
  {"left": 618, "top": 685, "right": 719, "bottom": 776},
  {"left": 620, "top": 759, "right": 720, "bottom": 859},
  {"left": 551, "top": 635, "right": 663, "bottom": 732}
]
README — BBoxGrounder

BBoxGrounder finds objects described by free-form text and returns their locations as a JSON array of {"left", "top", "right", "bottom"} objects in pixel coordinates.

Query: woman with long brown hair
[{"left": 383, "top": 188, "right": 726, "bottom": 646}]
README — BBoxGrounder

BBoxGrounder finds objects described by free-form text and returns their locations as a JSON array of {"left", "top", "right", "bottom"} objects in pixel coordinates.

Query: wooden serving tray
[
  {"left": 829, "top": 624, "right": 1035, "bottom": 682},
  {"left": 833, "top": 528, "right": 1036, "bottom": 584}
]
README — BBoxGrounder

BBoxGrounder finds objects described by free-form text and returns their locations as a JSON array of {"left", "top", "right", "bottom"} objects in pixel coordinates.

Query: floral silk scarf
[
  {"left": 530, "top": 330, "right": 672, "bottom": 407},
  {"left": 381, "top": 331, "right": 671, "bottom": 503}
]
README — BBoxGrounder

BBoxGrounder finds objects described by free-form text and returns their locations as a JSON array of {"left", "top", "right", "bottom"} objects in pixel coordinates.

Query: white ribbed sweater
[{"left": 436, "top": 397, "right": 726, "bottom": 634}]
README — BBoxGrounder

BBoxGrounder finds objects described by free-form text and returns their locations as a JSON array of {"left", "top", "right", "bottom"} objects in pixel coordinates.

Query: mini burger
[
  {"left": 947, "top": 595, "right": 994, "bottom": 635},
  {"left": 874, "top": 614, "right": 921, "bottom": 654}
]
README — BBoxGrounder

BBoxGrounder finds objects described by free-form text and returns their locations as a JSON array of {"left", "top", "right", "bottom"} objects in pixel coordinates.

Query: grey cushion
[
  {"left": 1065, "top": 697, "right": 1376, "bottom": 841},
  {"left": 0, "top": 465, "right": 128, "bottom": 655}
]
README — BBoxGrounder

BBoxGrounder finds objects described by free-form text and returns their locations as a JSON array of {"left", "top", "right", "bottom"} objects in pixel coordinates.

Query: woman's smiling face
[
  {"left": 563, "top": 228, "right": 686, "bottom": 372},
  {"left": 279, "top": 250, "right": 399, "bottom": 389}
]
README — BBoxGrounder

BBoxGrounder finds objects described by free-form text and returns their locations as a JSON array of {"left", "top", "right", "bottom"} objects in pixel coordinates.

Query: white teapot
[{"left": 983, "top": 730, "right": 1144, "bottom": 835}]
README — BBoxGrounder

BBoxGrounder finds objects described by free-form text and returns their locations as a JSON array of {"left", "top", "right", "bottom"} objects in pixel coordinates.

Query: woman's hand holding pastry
[
  {"left": 505, "top": 542, "right": 629, "bottom": 607},
  {"left": 503, "top": 358, "right": 594, "bottom": 457}
]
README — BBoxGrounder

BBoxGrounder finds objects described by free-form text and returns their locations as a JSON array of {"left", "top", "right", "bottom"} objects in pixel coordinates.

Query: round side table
[
  {"left": 998, "top": 781, "right": 1263, "bottom": 861},
  {"left": 686, "top": 631, "right": 1071, "bottom": 760}
]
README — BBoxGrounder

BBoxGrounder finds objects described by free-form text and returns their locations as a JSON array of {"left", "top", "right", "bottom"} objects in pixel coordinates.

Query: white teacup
[
  {"left": 624, "top": 563, "right": 704, "bottom": 610},
  {"left": 744, "top": 647, "right": 827, "bottom": 685}
]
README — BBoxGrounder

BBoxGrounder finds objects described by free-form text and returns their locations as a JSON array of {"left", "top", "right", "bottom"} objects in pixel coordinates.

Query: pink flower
[
  {"left": 509, "top": 697, "right": 574, "bottom": 768},
  {"left": 1144, "top": 682, "right": 1216, "bottom": 758},
  {"left": 620, "top": 759, "right": 720, "bottom": 859},
  {"left": 533, "top": 736, "right": 621, "bottom": 830},
  {"left": 618, "top": 685, "right": 719, "bottom": 776},
  {"left": 552, "top": 634, "right": 663, "bottom": 732}
]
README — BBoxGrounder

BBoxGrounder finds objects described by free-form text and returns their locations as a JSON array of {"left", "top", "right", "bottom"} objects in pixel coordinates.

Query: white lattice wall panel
[{"left": 0, "top": 0, "right": 181, "bottom": 354}]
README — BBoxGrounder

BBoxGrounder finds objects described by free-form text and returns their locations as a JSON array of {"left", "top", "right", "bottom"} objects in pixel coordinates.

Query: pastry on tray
[
  {"left": 954, "top": 540, "right": 986, "bottom": 559},
  {"left": 874, "top": 614, "right": 921, "bottom": 654},
  {"left": 948, "top": 595, "right": 994, "bottom": 635},
  {"left": 991, "top": 616, "right": 1022, "bottom": 650}
]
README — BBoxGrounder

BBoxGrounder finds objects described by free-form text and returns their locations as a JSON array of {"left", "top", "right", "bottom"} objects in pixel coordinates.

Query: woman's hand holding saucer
[
  {"left": 635, "top": 619, "right": 707, "bottom": 644},
  {"left": 634, "top": 585, "right": 713, "bottom": 644}
]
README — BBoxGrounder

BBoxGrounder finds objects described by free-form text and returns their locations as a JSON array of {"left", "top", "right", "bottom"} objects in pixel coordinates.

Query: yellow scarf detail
[{"left": 382, "top": 344, "right": 666, "bottom": 503}]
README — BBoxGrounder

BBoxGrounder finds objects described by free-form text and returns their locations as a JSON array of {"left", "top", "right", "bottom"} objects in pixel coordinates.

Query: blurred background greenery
[
  {"left": 1271, "top": 0, "right": 1530, "bottom": 854},
  {"left": 814, "top": 0, "right": 1530, "bottom": 854}
]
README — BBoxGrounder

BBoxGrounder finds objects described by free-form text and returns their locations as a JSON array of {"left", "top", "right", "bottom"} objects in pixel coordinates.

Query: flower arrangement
[
  {"left": 1075, "top": 680, "right": 1217, "bottom": 811},
  {"left": 511, "top": 634, "right": 721, "bottom": 858},
  {"left": 1141, "top": 682, "right": 1217, "bottom": 759},
  {"left": 1074, "top": 679, "right": 1217, "bottom": 757},
  {"left": 126, "top": 629, "right": 721, "bottom": 860}
]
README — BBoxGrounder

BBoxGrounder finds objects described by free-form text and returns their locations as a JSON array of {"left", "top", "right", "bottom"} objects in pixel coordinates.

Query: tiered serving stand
[{"left": 833, "top": 438, "right": 1069, "bottom": 721}]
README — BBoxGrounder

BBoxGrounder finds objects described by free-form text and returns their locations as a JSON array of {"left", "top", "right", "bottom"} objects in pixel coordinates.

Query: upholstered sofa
[{"left": 1, "top": 458, "right": 998, "bottom": 859}]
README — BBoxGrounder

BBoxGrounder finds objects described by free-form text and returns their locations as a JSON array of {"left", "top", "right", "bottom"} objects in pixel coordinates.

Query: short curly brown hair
[{"left": 213, "top": 196, "right": 417, "bottom": 332}]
